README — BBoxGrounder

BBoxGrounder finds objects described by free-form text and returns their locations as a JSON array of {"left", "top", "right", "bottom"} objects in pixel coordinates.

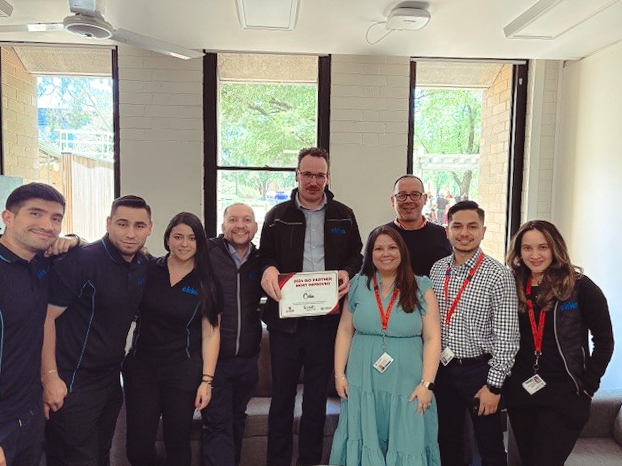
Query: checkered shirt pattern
[{"left": 430, "top": 248, "right": 520, "bottom": 387}]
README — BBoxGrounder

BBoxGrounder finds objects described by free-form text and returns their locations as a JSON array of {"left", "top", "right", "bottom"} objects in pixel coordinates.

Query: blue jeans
[
  {"left": 0, "top": 403, "right": 45, "bottom": 466},
  {"left": 200, "top": 355, "right": 259, "bottom": 466}
]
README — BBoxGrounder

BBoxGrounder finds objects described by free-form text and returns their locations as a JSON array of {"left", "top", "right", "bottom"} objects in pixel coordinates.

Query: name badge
[
  {"left": 440, "top": 347, "right": 455, "bottom": 366},
  {"left": 522, "top": 374, "right": 547, "bottom": 395},
  {"left": 373, "top": 352, "right": 394, "bottom": 373}
]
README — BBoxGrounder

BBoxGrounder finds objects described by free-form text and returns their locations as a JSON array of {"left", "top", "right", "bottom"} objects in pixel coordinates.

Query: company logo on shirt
[
  {"left": 331, "top": 227, "right": 346, "bottom": 235},
  {"left": 182, "top": 286, "right": 199, "bottom": 296},
  {"left": 248, "top": 272, "right": 259, "bottom": 281},
  {"left": 137, "top": 278, "right": 146, "bottom": 286},
  {"left": 37, "top": 268, "right": 47, "bottom": 279},
  {"left": 560, "top": 301, "right": 578, "bottom": 311}
]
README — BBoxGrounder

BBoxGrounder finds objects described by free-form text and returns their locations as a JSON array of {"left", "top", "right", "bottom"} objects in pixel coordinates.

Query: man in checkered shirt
[{"left": 430, "top": 200, "right": 519, "bottom": 466}]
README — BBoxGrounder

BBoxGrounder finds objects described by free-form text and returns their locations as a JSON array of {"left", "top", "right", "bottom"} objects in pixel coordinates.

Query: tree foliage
[
  {"left": 38, "top": 77, "right": 113, "bottom": 134},
  {"left": 219, "top": 82, "right": 317, "bottom": 200},
  {"left": 413, "top": 88, "right": 482, "bottom": 197}
]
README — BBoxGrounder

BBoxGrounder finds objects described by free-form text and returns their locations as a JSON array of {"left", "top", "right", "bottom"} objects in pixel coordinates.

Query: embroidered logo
[
  {"left": 248, "top": 272, "right": 259, "bottom": 281},
  {"left": 331, "top": 227, "right": 346, "bottom": 235},
  {"left": 182, "top": 286, "right": 199, "bottom": 296},
  {"left": 37, "top": 268, "right": 47, "bottom": 278},
  {"left": 137, "top": 278, "right": 146, "bottom": 286},
  {"left": 560, "top": 301, "right": 578, "bottom": 311}
]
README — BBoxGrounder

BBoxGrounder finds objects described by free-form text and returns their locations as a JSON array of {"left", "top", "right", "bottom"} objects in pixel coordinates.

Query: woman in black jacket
[{"left": 505, "top": 220, "right": 614, "bottom": 466}]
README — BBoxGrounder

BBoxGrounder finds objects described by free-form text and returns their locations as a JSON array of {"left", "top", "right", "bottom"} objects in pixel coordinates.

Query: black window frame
[
  {"left": 202, "top": 53, "right": 331, "bottom": 237},
  {"left": 407, "top": 58, "right": 529, "bottom": 251},
  {"left": 0, "top": 44, "right": 120, "bottom": 198}
]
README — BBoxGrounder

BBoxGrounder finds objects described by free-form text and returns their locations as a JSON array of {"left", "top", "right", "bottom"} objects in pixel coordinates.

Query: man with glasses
[
  {"left": 386, "top": 175, "right": 451, "bottom": 277},
  {"left": 260, "top": 147, "right": 363, "bottom": 466}
]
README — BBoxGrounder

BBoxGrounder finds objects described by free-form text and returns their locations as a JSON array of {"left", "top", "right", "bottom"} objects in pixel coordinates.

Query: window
[
  {"left": 408, "top": 59, "right": 528, "bottom": 262},
  {"left": 204, "top": 53, "right": 329, "bottom": 239},
  {"left": 1, "top": 45, "right": 116, "bottom": 241}
]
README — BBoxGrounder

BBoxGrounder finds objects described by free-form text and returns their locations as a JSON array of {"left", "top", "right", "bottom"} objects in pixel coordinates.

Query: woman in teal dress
[{"left": 329, "top": 226, "right": 442, "bottom": 466}]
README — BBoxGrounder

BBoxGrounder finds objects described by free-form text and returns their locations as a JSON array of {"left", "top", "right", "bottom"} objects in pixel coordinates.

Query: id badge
[
  {"left": 440, "top": 347, "right": 455, "bottom": 366},
  {"left": 373, "top": 352, "right": 394, "bottom": 373},
  {"left": 522, "top": 374, "right": 547, "bottom": 395}
]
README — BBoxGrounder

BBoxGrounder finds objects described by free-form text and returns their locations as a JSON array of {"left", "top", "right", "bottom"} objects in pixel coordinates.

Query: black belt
[{"left": 449, "top": 353, "right": 492, "bottom": 366}]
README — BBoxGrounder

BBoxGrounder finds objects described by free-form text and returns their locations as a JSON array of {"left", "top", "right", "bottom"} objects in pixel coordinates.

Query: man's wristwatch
[
  {"left": 420, "top": 380, "right": 436, "bottom": 391},
  {"left": 486, "top": 383, "right": 502, "bottom": 395}
]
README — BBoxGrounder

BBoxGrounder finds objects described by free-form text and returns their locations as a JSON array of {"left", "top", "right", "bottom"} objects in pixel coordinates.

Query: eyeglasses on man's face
[
  {"left": 298, "top": 170, "right": 328, "bottom": 182},
  {"left": 393, "top": 192, "right": 424, "bottom": 202}
]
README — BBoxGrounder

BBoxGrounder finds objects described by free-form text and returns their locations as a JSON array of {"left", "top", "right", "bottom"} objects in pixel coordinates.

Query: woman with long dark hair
[
  {"left": 505, "top": 220, "right": 614, "bottom": 466},
  {"left": 330, "top": 226, "right": 441, "bottom": 465},
  {"left": 123, "top": 212, "right": 221, "bottom": 466}
]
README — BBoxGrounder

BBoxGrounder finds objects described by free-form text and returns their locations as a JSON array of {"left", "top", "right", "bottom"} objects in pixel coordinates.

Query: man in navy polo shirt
[
  {"left": 0, "top": 183, "right": 69, "bottom": 466},
  {"left": 41, "top": 195, "right": 153, "bottom": 466}
]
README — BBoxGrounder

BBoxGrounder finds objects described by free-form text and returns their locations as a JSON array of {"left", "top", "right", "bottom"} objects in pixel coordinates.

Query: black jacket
[
  {"left": 208, "top": 236, "right": 263, "bottom": 359},
  {"left": 553, "top": 275, "right": 614, "bottom": 396},
  {"left": 259, "top": 188, "right": 363, "bottom": 333}
]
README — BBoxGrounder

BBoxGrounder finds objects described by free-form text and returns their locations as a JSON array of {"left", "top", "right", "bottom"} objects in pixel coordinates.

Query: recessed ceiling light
[
  {"left": 236, "top": 0, "right": 302, "bottom": 31},
  {"left": 504, "top": 0, "right": 621, "bottom": 39}
]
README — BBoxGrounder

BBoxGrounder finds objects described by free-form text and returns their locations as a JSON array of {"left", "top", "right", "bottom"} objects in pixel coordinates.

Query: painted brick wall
[
  {"left": 330, "top": 54, "right": 410, "bottom": 240},
  {"left": 522, "top": 59, "right": 560, "bottom": 223},
  {"left": 479, "top": 64, "right": 512, "bottom": 262},
  {"left": 1, "top": 47, "right": 39, "bottom": 182},
  {"left": 117, "top": 45, "right": 204, "bottom": 255}
]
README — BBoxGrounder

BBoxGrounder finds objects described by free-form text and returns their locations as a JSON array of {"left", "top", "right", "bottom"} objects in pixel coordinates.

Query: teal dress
[{"left": 329, "top": 273, "right": 440, "bottom": 466}]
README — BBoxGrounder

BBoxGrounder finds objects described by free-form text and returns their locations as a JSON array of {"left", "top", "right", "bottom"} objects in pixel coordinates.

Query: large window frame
[
  {"left": 203, "top": 53, "right": 331, "bottom": 237},
  {"left": 407, "top": 58, "right": 529, "bottom": 253},
  {"left": 0, "top": 44, "right": 120, "bottom": 221}
]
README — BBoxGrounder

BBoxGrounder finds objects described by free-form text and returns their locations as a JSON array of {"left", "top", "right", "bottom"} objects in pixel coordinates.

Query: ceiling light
[
  {"left": 0, "top": 0, "right": 13, "bottom": 17},
  {"left": 236, "top": 0, "right": 302, "bottom": 31},
  {"left": 504, "top": 0, "right": 621, "bottom": 39}
]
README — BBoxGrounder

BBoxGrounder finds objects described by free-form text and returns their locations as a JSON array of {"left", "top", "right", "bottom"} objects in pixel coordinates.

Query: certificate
[{"left": 278, "top": 271, "right": 340, "bottom": 319}]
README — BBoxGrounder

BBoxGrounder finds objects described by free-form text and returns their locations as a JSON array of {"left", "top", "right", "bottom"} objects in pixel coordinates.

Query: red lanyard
[
  {"left": 373, "top": 276, "right": 400, "bottom": 331},
  {"left": 443, "top": 252, "right": 485, "bottom": 325},
  {"left": 526, "top": 278, "right": 546, "bottom": 354}
]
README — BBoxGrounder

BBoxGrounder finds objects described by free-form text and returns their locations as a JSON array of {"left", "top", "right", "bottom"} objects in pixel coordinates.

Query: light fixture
[
  {"left": 0, "top": 0, "right": 13, "bottom": 17},
  {"left": 367, "top": 2, "right": 431, "bottom": 45},
  {"left": 236, "top": 0, "right": 302, "bottom": 31},
  {"left": 504, "top": 0, "right": 621, "bottom": 39}
]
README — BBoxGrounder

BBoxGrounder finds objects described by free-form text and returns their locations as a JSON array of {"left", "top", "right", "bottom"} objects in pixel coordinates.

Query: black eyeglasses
[
  {"left": 393, "top": 192, "right": 423, "bottom": 201},
  {"left": 299, "top": 171, "right": 327, "bottom": 182}
]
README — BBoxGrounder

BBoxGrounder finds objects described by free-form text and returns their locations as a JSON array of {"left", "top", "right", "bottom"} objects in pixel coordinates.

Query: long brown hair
[
  {"left": 361, "top": 226, "right": 420, "bottom": 313},
  {"left": 507, "top": 220, "right": 582, "bottom": 312}
]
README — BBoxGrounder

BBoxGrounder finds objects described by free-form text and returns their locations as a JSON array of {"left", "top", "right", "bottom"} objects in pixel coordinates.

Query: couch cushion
[
  {"left": 614, "top": 406, "right": 622, "bottom": 446},
  {"left": 580, "top": 389, "right": 622, "bottom": 438},
  {"left": 566, "top": 438, "right": 622, "bottom": 466}
]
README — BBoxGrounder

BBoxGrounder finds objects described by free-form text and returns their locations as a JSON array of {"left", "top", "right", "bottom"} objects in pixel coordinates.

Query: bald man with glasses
[{"left": 385, "top": 175, "right": 451, "bottom": 277}]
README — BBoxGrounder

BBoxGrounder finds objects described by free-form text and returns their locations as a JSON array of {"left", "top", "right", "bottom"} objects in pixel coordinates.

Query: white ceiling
[{"left": 2, "top": 0, "right": 622, "bottom": 60}]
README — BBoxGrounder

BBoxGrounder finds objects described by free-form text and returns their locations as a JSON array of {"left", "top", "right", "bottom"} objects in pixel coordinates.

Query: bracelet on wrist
[{"left": 334, "top": 374, "right": 346, "bottom": 380}]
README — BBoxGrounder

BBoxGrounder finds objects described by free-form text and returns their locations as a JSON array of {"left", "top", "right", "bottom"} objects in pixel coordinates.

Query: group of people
[{"left": 0, "top": 145, "right": 614, "bottom": 466}]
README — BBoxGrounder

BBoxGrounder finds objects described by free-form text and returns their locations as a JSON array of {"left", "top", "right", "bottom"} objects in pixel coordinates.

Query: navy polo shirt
[
  {"left": 0, "top": 242, "right": 49, "bottom": 421},
  {"left": 48, "top": 234, "right": 148, "bottom": 392},
  {"left": 130, "top": 256, "right": 203, "bottom": 362}
]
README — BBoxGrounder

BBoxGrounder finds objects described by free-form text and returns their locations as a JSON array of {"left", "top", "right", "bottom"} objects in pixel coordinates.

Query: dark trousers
[
  {"left": 122, "top": 355, "right": 199, "bottom": 466},
  {"left": 45, "top": 379, "right": 123, "bottom": 466},
  {"left": 506, "top": 382, "right": 591, "bottom": 466},
  {"left": 436, "top": 361, "right": 507, "bottom": 466},
  {"left": 267, "top": 320, "right": 337, "bottom": 466},
  {"left": 201, "top": 355, "right": 259, "bottom": 466},
  {"left": 0, "top": 404, "right": 45, "bottom": 466}
]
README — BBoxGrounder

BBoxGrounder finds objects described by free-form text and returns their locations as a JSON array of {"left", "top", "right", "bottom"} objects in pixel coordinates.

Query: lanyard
[
  {"left": 373, "top": 276, "right": 400, "bottom": 331},
  {"left": 443, "top": 252, "right": 485, "bottom": 325},
  {"left": 526, "top": 278, "right": 546, "bottom": 373}
]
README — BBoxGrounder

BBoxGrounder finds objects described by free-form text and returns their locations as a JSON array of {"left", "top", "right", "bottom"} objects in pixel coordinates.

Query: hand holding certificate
[{"left": 278, "top": 271, "right": 340, "bottom": 319}]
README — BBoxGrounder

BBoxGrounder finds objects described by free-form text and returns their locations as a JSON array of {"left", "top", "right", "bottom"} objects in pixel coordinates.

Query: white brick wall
[
  {"left": 330, "top": 55, "right": 410, "bottom": 240},
  {"left": 522, "top": 59, "right": 562, "bottom": 223},
  {"left": 118, "top": 45, "right": 204, "bottom": 256}
]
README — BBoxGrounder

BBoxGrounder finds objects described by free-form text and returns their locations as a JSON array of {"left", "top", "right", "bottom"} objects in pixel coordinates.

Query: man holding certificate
[{"left": 260, "top": 147, "right": 363, "bottom": 466}]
